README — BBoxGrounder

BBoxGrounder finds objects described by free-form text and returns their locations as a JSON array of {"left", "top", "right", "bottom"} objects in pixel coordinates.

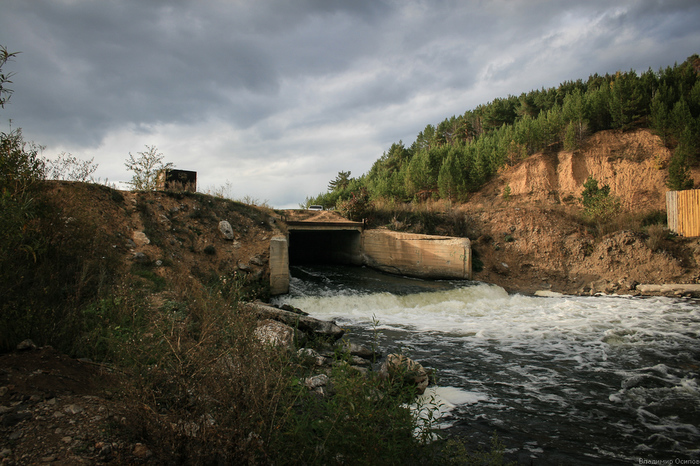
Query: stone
[
  {"left": 64, "top": 404, "right": 83, "bottom": 415},
  {"left": 250, "top": 255, "right": 266, "bottom": 266},
  {"left": 132, "top": 231, "right": 150, "bottom": 246},
  {"left": 340, "top": 341, "right": 380, "bottom": 360},
  {"left": 133, "top": 443, "right": 152, "bottom": 459},
  {"left": 133, "top": 252, "right": 149, "bottom": 264},
  {"left": 219, "top": 220, "right": 235, "bottom": 240},
  {"left": 254, "top": 320, "right": 295, "bottom": 348},
  {"left": 279, "top": 304, "right": 309, "bottom": 316},
  {"left": 298, "top": 348, "right": 331, "bottom": 366},
  {"left": 237, "top": 261, "right": 251, "bottom": 272},
  {"left": 379, "top": 354, "right": 429, "bottom": 395},
  {"left": 349, "top": 355, "right": 370, "bottom": 366},
  {"left": 304, "top": 374, "right": 329, "bottom": 394},
  {"left": 16, "top": 339, "right": 37, "bottom": 351},
  {"left": 245, "top": 303, "right": 344, "bottom": 341}
]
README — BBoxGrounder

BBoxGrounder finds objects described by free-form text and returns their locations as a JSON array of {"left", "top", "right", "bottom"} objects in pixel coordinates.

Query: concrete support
[
  {"left": 269, "top": 235, "right": 290, "bottom": 295},
  {"left": 361, "top": 230, "right": 472, "bottom": 280},
  {"left": 269, "top": 228, "right": 472, "bottom": 295}
]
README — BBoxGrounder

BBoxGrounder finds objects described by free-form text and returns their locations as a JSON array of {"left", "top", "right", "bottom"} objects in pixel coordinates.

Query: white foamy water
[{"left": 274, "top": 267, "right": 700, "bottom": 464}]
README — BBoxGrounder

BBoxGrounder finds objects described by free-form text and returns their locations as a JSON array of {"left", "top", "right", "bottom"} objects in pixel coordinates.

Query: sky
[{"left": 1, "top": 1, "right": 699, "bottom": 208}]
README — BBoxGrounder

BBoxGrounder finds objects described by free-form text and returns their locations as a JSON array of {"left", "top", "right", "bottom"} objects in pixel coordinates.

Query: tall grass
[{"left": 369, "top": 197, "right": 478, "bottom": 238}]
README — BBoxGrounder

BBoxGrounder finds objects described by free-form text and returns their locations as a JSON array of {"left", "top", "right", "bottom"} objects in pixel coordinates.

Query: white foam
[{"left": 280, "top": 284, "right": 700, "bottom": 353}]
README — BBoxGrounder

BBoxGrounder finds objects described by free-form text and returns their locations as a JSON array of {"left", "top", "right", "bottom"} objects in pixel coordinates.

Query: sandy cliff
[{"left": 466, "top": 129, "right": 700, "bottom": 296}]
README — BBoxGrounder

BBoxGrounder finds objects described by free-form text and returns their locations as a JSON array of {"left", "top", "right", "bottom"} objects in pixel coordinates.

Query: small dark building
[{"left": 156, "top": 169, "right": 197, "bottom": 192}]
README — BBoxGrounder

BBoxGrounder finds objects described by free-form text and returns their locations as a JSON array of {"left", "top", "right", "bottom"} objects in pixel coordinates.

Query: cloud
[{"left": 1, "top": 0, "right": 699, "bottom": 207}]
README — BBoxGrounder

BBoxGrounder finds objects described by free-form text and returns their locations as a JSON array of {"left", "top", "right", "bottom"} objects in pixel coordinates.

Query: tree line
[{"left": 306, "top": 54, "right": 700, "bottom": 208}]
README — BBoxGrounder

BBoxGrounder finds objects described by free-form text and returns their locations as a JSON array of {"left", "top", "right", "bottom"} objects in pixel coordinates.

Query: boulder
[
  {"left": 297, "top": 348, "right": 331, "bottom": 367},
  {"left": 16, "top": 339, "right": 37, "bottom": 351},
  {"left": 218, "top": 220, "right": 235, "bottom": 240},
  {"left": 379, "top": 354, "right": 429, "bottom": 395},
  {"left": 132, "top": 231, "right": 150, "bottom": 246},
  {"left": 304, "top": 374, "right": 330, "bottom": 396},
  {"left": 250, "top": 255, "right": 266, "bottom": 266},
  {"left": 244, "top": 303, "right": 344, "bottom": 341},
  {"left": 339, "top": 341, "right": 381, "bottom": 361},
  {"left": 254, "top": 319, "right": 295, "bottom": 348}
]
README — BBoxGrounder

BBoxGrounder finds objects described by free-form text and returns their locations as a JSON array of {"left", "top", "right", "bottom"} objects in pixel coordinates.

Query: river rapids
[{"left": 272, "top": 265, "right": 700, "bottom": 465}]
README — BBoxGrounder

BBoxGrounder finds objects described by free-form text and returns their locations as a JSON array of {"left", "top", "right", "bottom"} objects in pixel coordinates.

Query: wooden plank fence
[{"left": 667, "top": 189, "right": 700, "bottom": 237}]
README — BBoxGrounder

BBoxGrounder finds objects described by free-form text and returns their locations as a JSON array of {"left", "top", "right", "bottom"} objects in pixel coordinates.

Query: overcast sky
[{"left": 1, "top": 1, "right": 699, "bottom": 207}]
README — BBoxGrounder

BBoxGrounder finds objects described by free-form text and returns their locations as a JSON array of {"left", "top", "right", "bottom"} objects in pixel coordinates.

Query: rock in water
[{"left": 379, "top": 354, "right": 429, "bottom": 395}]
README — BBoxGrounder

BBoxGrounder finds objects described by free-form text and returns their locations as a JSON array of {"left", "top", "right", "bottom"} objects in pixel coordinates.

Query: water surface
[{"left": 273, "top": 265, "right": 700, "bottom": 464}]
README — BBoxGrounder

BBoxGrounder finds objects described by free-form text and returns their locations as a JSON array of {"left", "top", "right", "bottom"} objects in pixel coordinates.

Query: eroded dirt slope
[{"left": 467, "top": 129, "right": 700, "bottom": 295}]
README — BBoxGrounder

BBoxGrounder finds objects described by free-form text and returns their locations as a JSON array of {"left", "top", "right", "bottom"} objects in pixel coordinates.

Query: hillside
[
  {"left": 465, "top": 128, "right": 700, "bottom": 295},
  {"left": 3, "top": 128, "right": 700, "bottom": 463}
]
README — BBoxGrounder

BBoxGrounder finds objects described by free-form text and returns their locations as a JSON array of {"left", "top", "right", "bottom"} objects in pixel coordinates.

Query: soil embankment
[{"left": 466, "top": 129, "right": 700, "bottom": 296}]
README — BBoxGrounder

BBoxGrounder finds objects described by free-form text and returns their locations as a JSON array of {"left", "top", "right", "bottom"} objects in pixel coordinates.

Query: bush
[
  {"left": 337, "top": 187, "right": 372, "bottom": 222},
  {"left": 124, "top": 145, "right": 173, "bottom": 191},
  {"left": 502, "top": 184, "right": 511, "bottom": 201},
  {"left": 580, "top": 176, "right": 621, "bottom": 224},
  {"left": 646, "top": 223, "right": 667, "bottom": 251}
]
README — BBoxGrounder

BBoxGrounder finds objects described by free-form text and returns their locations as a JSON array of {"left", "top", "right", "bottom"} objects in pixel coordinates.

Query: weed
[
  {"left": 132, "top": 265, "right": 167, "bottom": 292},
  {"left": 646, "top": 223, "right": 667, "bottom": 251},
  {"left": 640, "top": 209, "right": 667, "bottom": 227},
  {"left": 433, "top": 433, "right": 515, "bottom": 465}
]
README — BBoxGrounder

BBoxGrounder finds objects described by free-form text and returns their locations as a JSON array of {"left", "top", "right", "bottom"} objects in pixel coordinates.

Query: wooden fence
[{"left": 667, "top": 189, "right": 700, "bottom": 237}]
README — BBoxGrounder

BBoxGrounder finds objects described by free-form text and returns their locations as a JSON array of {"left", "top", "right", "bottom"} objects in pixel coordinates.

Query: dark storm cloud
[
  {"left": 1, "top": 0, "right": 698, "bottom": 207},
  {"left": 0, "top": 0, "right": 390, "bottom": 145}
]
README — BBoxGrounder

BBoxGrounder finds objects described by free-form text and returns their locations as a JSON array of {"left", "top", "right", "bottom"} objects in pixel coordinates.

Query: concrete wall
[
  {"left": 361, "top": 230, "right": 472, "bottom": 280},
  {"left": 269, "top": 229, "right": 472, "bottom": 295}
]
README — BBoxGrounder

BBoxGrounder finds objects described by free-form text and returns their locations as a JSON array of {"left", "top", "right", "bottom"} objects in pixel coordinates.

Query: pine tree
[{"left": 667, "top": 126, "right": 695, "bottom": 191}]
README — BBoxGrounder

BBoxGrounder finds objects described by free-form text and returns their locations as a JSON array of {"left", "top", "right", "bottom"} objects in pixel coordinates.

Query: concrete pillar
[{"left": 269, "top": 235, "right": 289, "bottom": 295}]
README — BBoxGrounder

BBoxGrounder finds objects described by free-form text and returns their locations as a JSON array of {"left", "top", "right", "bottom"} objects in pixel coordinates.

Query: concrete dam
[{"left": 269, "top": 210, "right": 472, "bottom": 295}]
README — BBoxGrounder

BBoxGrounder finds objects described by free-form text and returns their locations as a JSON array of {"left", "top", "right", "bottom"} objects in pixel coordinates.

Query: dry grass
[
  {"left": 369, "top": 197, "right": 478, "bottom": 238},
  {"left": 645, "top": 223, "right": 667, "bottom": 251}
]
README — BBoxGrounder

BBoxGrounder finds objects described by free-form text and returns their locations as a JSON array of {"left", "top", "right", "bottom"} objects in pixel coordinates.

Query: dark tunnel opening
[{"left": 288, "top": 230, "right": 362, "bottom": 266}]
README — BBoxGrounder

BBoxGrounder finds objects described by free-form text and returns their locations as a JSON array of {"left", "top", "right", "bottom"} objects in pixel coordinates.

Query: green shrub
[
  {"left": 580, "top": 176, "right": 621, "bottom": 225},
  {"left": 337, "top": 187, "right": 372, "bottom": 222},
  {"left": 502, "top": 184, "right": 511, "bottom": 201},
  {"left": 269, "top": 354, "right": 434, "bottom": 465}
]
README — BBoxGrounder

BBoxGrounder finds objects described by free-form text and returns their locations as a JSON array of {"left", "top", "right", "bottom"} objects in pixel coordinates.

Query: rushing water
[{"left": 272, "top": 265, "right": 700, "bottom": 465}]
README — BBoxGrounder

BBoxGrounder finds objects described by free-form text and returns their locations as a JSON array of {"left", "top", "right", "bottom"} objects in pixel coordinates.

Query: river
[{"left": 272, "top": 265, "right": 700, "bottom": 465}]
